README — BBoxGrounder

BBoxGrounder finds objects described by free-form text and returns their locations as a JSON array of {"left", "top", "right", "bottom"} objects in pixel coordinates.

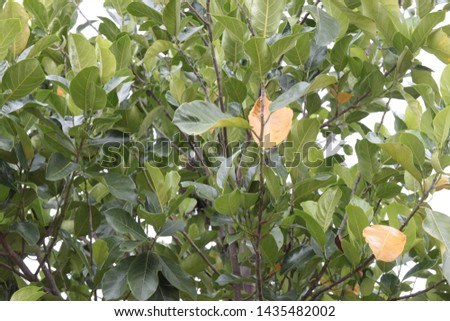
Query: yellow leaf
[
  {"left": 362, "top": 225, "right": 406, "bottom": 262},
  {"left": 337, "top": 92, "right": 352, "bottom": 104},
  {"left": 0, "top": 1, "right": 30, "bottom": 57},
  {"left": 435, "top": 176, "right": 450, "bottom": 191},
  {"left": 248, "top": 94, "right": 293, "bottom": 148}
]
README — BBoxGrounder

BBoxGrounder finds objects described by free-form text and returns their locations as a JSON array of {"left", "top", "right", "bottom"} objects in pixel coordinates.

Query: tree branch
[
  {"left": 181, "top": 231, "right": 220, "bottom": 275},
  {"left": 390, "top": 279, "right": 446, "bottom": 301},
  {"left": 254, "top": 87, "right": 267, "bottom": 301}
]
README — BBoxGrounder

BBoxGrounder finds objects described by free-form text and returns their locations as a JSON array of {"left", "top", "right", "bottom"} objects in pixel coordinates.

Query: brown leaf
[
  {"left": 248, "top": 94, "right": 293, "bottom": 148},
  {"left": 435, "top": 176, "right": 450, "bottom": 191},
  {"left": 362, "top": 225, "right": 406, "bottom": 262},
  {"left": 337, "top": 92, "right": 352, "bottom": 104}
]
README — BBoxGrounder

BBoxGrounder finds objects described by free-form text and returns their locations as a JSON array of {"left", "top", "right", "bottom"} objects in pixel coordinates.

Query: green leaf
[
  {"left": 263, "top": 167, "right": 282, "bottom": 199},
  {"left": 378, "top": 142, "right": 422, "bottom": 182},
  {"left": 316, "top": 187, "right": 342, "bottom": 231},
  {"left": 127, "top": 2, "right": 162, "bottom": 24},
  {"left": 249, "top": 0, "right": 285, "bottom": 38},
  {"left": 10, "top": 222, "right": 39, "bottom": 245},
  {"left": 341, "top": 239, "right": 361, "bottom": 266},
  {"left": 163, "top": 0, "right": 180, "bottom": 36},
  {"left": 284, "top": 33, "right": 312, "bottom": 65},
  {"left": 96, "top": 37, "right": 116, "bottom": 84},
  {"left": 214, "top": 15, "right": 249, "bottom": 43},
  {"left": 270, "top": 33, "right": 302, "bottom": 62},
  {"left": 331, "top": 35, "right": 352, "bottom": 72},
  {"left": 280, "top": 246, "right": 315, "bottom": 274},
  {"left": 424, "top": 28, "right": 450, "bottom": 64},
  {"left": 417, "top": 0, "right": 434, "bottom": 18},
  {"left": 109, "top": 0, "right": 132, "bottom": 16},
  {"left": 356, "top": 139, "right": 380, "bottom": 183},
  {"left": 269, "top": 82, "right": 309, "bottom": 112},
  {"left": 144, "top": 164, "right": 167, "bottom": 207},
  {"left": 423, "top": 210, "right": 450, "bottom": 283},
  {"left": 173, "top": 101, "right": 250, "bottom": 135},
  {"left": 261, "top": 234, "right": 279, "bottom": 266},
  {"left": 46, "top": 152, "right": 79, "bottom": 181},
  {"left": 10, "top": 120, "right": 34, "bottom": 161},
  {"left": 92, "top": 239, "right": 109, "bottom": 266},
  {"left": 27, "top": 34, "right": 59, "bottom": 59},
  {"left": 308, "top": 75, "right": 338, "bottom": 94},
  {"left": 433, "top": 107, "right": 450, "bottom": 149},
  {"left": 68, "top": 34, "right": 97, "bottom": 74},
  {"left": 181, "top": 181, "right": 218, "bottom": 202},
  {"left": 304, "top": 5, "right": 340, "bottom": 46},
  {"left": 440, "top": 65, "right": 450, "bottom": 106},
  {"left": 23, "top": 0, "right": 48, "bottom": 30},
  {"left": 69, "top": 66, "right": 107, "bottom": 112},
  {"left": 214, "top": 190, "right": 242, "bottom": 215},
  {"left": 2, "top": 59, "right": 45, "bottom": 101},
  {"left": 159, "top": 220, "right": 186, "bottom": 237},
  {"left": 403, "top": 259, "right": 437, "bottom": 280},
  {"left": 296, "top": 210, "right": 326, "bottom": 248},
  {"left": 346, "top": 204, "right": 369, "bottom": 244},
  {"left": 269, "top": 76, "right": 336, "bottom": 112},
  {"left": 158, "top": 256, "right": 197, "bottom": 299},
  {"left": 224, "top": 78, "right": 247, "bottom": 103},
  {"left": 127, "top": 253, "right": 160, "bottom": 301},
  {"left": 411, "top": 11, "right": 445, "bottom": 52},
  {"left": 110, "top": 35, "right": 131, "bottom": 70},
  {"left": 400, "top": 132, "right": 425, "bottom": 165},
  {"left": 143, "top": 40, "right": 173, "bottom": 70},
  {"left": 244, "top": 37, "right": 272, "bottom": 79},
  {"left": 137, "top": 206, "right": 166, "bottom": 231},
  {"left": 0, "top": 0, "right": 30, "bottom": 57},
  {"left": 0, "top": 18, "right": 21, "bottom": 60},
  {"left": 10, "top": 286, "right": 45, "bottom": 301},
  {"left": 102, "top": 259, "right": 132, "bottom": 300},
  {"left": 104, "top": 208, "right": 147, "bottom": 241},
  {"left": 74, "top": 204, "right": 101, "bottom": 237},
  {"left": 102, "top": 173, "right": 137, "bottom": 203}
]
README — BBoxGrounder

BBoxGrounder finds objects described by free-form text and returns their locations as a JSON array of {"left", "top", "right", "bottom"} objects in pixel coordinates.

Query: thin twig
[
  {"left": 235, "top": 0, "right": 255, "bottom": 36},
  {"left": 390, "top": 279, "right": 446, "bottom": 301},
  {"left": 320, "top": 91, "right": 372, "bottom": 128},
  {"left": 0, "top": 261, "right": 27, "bottom": 279},
  {"left": 254, "top": 87, "right": 267, "bottom": 301},
  {"left": 181, "top": 231, "right": 220, "bottom": 275},
  {"left": 205, "top": 0, "right": 229, "bottom": 151},
  {"left": 76, "top": 5, "right": 100, "bottom": 35},
  {"left": 174, "top": 41, "right": 211, "bottom": 101},
  {"left": 321, "top": 64, "right": 397, "bottom": 128}
]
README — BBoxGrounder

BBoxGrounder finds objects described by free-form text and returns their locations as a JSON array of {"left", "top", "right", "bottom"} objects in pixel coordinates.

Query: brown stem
[
  {"left": 321, "top": 64, "right": 396, "bottom": 128},
  {"left": 181, "top": 231, "right": 220, "bottom": 275},
  {"left": 320, "top": 90, "right": 372, "bottom": 128},
  {"left": 254, "top": 87, "right": 266, "bottom": 301},
  {"left": 34, "top": 248, "right": 63, "bottom": 299},
  {"left": 205, "top": 0, "right": 229, "bottom": 152},
  {"left": 0, "top": 233, "right": 37, "bottom": 282},
  {"left": 235, "top": 0, "right": 255, "bottom": 36}
]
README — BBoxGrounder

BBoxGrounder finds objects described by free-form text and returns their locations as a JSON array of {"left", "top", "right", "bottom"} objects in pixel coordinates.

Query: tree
[{"left": 1, "top": 0, "right": 450, "bottom": 301}]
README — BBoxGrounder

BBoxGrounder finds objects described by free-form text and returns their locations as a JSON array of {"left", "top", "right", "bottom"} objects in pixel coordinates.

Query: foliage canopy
[{"left": 1, "top": 0, "right": 450, "bottom": 301}]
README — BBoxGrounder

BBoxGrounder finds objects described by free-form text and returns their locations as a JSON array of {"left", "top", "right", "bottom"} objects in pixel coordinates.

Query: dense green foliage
[{"left": 1, "top": 0, "right": 450, "bottom": 301}]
